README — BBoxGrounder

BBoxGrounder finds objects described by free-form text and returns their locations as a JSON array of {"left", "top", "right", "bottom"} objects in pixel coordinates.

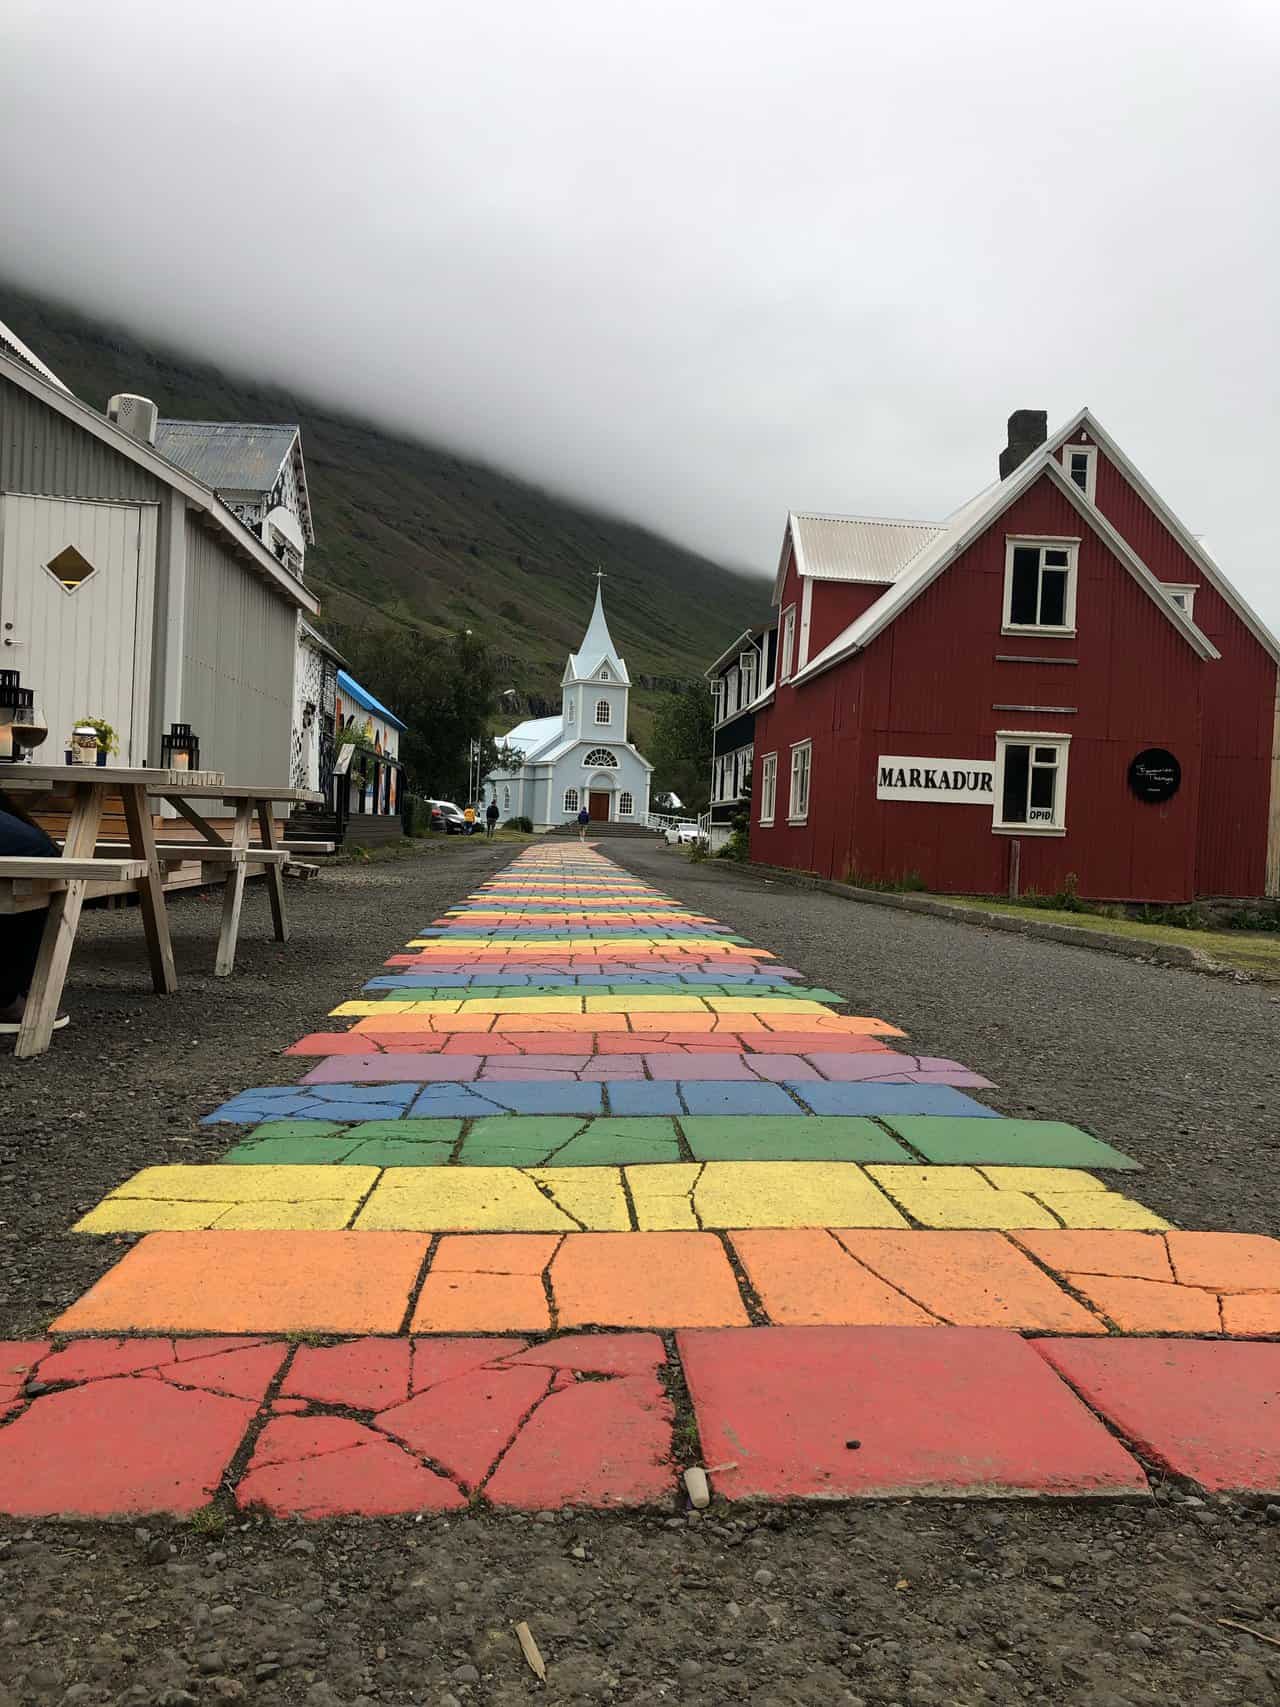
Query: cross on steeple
[{"left": 595, "top": 566, "right": 606, "bottom": 583}]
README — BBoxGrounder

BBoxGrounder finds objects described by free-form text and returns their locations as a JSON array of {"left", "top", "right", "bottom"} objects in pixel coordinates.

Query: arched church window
[
  {"left": 503, "top": 787, "right": 510, "bottom": 810},
  {"left": 595, "top": 699, "right": 611, "bottom": 725},
  {"left": 583, "top": 748, "right": 617, "bottom": 768},
  {"left": 564, "top": 788, "right": 579, "bottom": 813},
  {"left": 618, "top": 791, "right": 634, "bottom": 816}
]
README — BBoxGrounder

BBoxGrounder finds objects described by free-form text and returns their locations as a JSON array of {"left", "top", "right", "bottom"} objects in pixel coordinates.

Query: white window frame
[
  {"left": 563, "top": 787, "right": 579, "bottom": 813},
  {"left": 780, "top": 605, "right": 797, "bottom": 681},
  {"left": 582, "top": 747, "right": 618, "bottom": 768},
  {"left": 1165, "top": 583, "right": 1198, "bottom": 620},
  {"left": 759, "top": 752, "right": 777, "bottom": 825},
  {"left": 738, "top": 651, "right": 757, "bottom": 705},
  {"left": 737, "top": 743, "right": 753, "bottom": 800},
  {"left": 594, "top": 698, "right": 611, "bottom": 725},
  {"left": 993, "top": 730, "right": 1071, "bottom": 836},
  {"left": 618, "top": 790, "right": 633, "bottom": 816},
  {"left": 566, "top": 698, "right": 576, "bottom": 723},
  {"left": 1061, "top": 443, "right": 1097, "bottom": 503},
  {"left": 1002, "top": 536, "right": 1079, "bottom": 637},
  {"left": 787, "top": 740, "right": 811, "bottom": 824},
  {"left": 711, "top": 678, "right": 723, "bottom": 724}
]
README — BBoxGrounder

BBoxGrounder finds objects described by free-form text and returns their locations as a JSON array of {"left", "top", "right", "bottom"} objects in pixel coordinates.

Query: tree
[
  {"left": 648, "top": 681, "right": 714, "bottom": 813},
  {"left": 328, "top": 622, "right": 497, "bottom": 799}
]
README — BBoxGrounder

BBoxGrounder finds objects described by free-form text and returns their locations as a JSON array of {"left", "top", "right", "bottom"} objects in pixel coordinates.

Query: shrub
[{"left": 504, "top": 815, "right": 534, "bottom": 833}]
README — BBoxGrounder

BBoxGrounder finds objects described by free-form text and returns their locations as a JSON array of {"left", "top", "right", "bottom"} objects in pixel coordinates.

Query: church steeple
[{"left": 566, "top": 571, "right": 629, "bottom": 684}]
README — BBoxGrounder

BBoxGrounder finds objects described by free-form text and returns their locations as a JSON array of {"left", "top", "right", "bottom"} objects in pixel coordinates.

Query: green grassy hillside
[{"left": 2, "top": 286, "right": 769, "bottom": 743}]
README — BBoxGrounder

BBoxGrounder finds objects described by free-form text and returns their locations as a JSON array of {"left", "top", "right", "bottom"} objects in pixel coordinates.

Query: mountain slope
[{"left": 1, "top": 286, "right": 769, "bottom": 736}]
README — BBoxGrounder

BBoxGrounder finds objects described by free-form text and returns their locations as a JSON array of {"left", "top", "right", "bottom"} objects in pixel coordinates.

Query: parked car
[
  {"left": 664, "top": 821, "right": 703, "bottom": 845},
  {"left": 424, "top": 799, "right": 469, "bottom": 834}
]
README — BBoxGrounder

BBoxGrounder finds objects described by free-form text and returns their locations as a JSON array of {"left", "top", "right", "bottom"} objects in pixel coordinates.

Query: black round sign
[{"left": 1128, "top": 748, "right": 1181, "bottom": 804}]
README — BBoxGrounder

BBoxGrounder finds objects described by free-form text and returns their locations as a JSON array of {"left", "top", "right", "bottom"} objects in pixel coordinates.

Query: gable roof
[
  {"left": 299, "top": 619, "right": 346, "bottom": 666},
  {"left": 1047, "top": 408, "right": 1280, "bottom": 665},
  {"left": 775, "top": 512, "right": 941, "bottom": 600},
  {"left": 705, "top": 628, "right": 757, "bottom": 678},
  {"left": 794, "top": 444, "right": 1220, "bottom": 684},
  {"left": 0, "top": 349, "right": 318, "bottom": 613},
  {"left": 566, "top": 581, "right": 630, "bottom": 684},
  {"left": 0, "top": 316, "right": 68, "bottom": 391},
  {"left": 154, "top": 419, "right": 315, "bottom": 544},
  {"left": 498, "top": 715, "right": 563, "bottom": 762},
  {"left": 336, "top": 669, "right": 406, "bottom": 731}
]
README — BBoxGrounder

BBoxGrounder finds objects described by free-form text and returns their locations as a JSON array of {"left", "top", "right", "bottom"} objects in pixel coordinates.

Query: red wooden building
[{"left": 749, "top": 410, "right": 1279, "bottom": 901}]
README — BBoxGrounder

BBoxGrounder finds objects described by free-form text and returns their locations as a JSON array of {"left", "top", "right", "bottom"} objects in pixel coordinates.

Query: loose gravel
[
  {"left": 3, "top": 835, "right": 1280, "bottom": 1707},
  {"left": 610, "top": 842, "right": 1280, "bottom": 1238}
]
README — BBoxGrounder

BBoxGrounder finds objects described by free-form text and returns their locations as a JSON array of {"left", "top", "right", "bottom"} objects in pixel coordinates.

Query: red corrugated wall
[
  {"left": 1064, "top": 432, "right": 1277, "bottom": 896},
  {"left": 804, "top": 581, "right": 887, "bottom": 660},
  {"left": 752, "top": 473, "right": 1206, "bottom": 900}
]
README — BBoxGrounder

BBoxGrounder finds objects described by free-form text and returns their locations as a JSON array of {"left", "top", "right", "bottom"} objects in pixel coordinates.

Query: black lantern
[{"left": 161, "top": 722, "right": 201, "bottom": 771}]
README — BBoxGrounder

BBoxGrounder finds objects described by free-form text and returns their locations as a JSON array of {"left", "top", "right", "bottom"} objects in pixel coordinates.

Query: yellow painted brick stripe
[{"left": 74, "top": 1162, "right": 1167, "bottom": 1235}]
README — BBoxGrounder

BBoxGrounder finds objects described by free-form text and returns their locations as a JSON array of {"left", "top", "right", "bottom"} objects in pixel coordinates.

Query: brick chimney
[{"left": 998, "top": 409, "right": 1048, "bottom": 479}]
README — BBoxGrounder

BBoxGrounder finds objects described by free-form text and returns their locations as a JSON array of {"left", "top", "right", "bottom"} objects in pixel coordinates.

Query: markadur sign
[{"left": 876, "top": 756, "right": 996, "bottom": 804}]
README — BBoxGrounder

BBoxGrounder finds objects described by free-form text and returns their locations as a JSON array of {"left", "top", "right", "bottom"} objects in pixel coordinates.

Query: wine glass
[{"left": 10, "top": 698, "right": 49, "bottom": 761}]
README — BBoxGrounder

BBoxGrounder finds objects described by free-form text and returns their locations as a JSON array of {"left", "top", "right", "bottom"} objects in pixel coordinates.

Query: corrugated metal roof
[
  {"left": 154, "top": 419, "right": 298, "bottom": 494},
  {"left": 499, "top": 715, "right": 563, "bottom": 760},
  {"left": 798, "top": 440, "right": 1220, "bottom": 681},
  {"left": 791, "top": 512, "right": 942, "bottom": 583},
  {"left": 0, "top": 316, "right": 68, "bottom": 391},
  {"left": 336, "top": 669, "right": 407, "bottom": 731}
]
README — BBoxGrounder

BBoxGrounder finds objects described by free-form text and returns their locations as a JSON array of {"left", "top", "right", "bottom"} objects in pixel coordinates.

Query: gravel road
[
  {"left": 3, "top": 837, "right": 1280, "bottom": 1707},
  {"left": 610, "top": 841, "right": 1280, "bottom": 1238}
]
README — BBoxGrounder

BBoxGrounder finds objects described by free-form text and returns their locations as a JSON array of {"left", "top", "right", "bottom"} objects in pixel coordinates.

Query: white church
[{"left": 485, "top": 578, "right": 653, "bottom": 831}]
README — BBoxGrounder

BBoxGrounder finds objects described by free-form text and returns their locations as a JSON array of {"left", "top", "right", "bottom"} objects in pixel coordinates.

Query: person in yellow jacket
[{"left": 463, "top": 804, "right": 477, "bottom": 835}]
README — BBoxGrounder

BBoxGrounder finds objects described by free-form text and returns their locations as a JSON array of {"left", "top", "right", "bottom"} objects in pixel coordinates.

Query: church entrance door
[{"left": 588, "top": 790, "right": 611, "bottom": 822}]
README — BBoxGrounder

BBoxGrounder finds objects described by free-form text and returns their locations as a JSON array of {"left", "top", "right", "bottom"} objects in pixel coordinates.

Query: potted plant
[{"left": 72, "top": 716, "right": 119, "bottom": 767}]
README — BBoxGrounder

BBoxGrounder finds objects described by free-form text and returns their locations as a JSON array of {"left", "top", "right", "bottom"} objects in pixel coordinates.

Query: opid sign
[{"left": 876, "top": 756, "right": 996, "bottom": 804}]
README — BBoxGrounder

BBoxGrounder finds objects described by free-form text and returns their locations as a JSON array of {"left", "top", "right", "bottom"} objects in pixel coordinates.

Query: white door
[{"left": 0, "top": 496, "right": 156, "bottom": 764}]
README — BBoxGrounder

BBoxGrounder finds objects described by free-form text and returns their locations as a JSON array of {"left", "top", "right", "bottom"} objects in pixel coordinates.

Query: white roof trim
[
  {"left": 0, "top": 350, "right": 318, "bottom": 613},
  {"left": 1050, "top": 408, "right": 1280, "bottom": 665},
  {"left": 704, "top": 628, "right": 757, "bottom": 678},
  {"left": 0, "top": 317, "right": 68, "bottom": 391},
  {"left": 794, "top": 452, "right": 1219, "bottom": 683}
]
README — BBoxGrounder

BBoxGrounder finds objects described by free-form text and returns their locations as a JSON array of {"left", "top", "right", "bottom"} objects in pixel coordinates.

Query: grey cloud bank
[{"left": 2, "top": 0, "right": 1276, "bottom": 625}]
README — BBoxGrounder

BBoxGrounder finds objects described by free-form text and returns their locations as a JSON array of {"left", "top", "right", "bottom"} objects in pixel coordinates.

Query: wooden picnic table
[{"left": 1, "top": 766, "right": 325, "bottom": 1058}]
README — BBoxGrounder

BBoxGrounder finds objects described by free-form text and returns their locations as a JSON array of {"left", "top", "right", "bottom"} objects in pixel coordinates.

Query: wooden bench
[
  {"left": 0, "top": 855, "right": 150, "bottom": 895},
  {"left": 0, "top": 856, "right": 153, "bottom": 1059},
  {"left": 88, "top": 842, "right": 293, "bottom": 868}
]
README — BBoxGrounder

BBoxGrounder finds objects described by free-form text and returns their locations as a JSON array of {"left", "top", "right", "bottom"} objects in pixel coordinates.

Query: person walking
[
  {"left": 577, "top": 804, "right": 591, "bottom": 842},
  {"left": 485, "top": 799, "right": 499, "bottom": 838}
]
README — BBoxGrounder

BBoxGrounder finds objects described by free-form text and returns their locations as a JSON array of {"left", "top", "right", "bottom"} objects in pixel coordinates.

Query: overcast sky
[{"left": 3, "top": 0, "right": 1277, "bottom": 627}]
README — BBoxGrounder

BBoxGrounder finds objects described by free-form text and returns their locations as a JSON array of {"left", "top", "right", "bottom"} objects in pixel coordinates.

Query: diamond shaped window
[{"left": 45, "top": 545, "right": 97, "bottom": 592}]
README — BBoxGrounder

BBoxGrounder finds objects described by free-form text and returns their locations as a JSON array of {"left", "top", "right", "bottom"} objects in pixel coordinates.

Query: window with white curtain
[
  {"left": 759, "top": 753, "right": 777, "bottom": 824},
  {"left": 788, "top": 741, "right": 811, "bottom": 822},
  {"left": 564, "top": 787, "right": 579, "bottom": 813}
]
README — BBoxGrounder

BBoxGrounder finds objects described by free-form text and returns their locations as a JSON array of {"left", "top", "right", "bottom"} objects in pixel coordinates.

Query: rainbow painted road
[{"left": 5, "top": 842, "right": 1280, "bottom": 1518}]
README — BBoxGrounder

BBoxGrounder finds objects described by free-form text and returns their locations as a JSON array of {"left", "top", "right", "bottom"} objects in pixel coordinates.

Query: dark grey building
[{"left": 704, "top": 623, "right": 776, "bottom": 849}]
